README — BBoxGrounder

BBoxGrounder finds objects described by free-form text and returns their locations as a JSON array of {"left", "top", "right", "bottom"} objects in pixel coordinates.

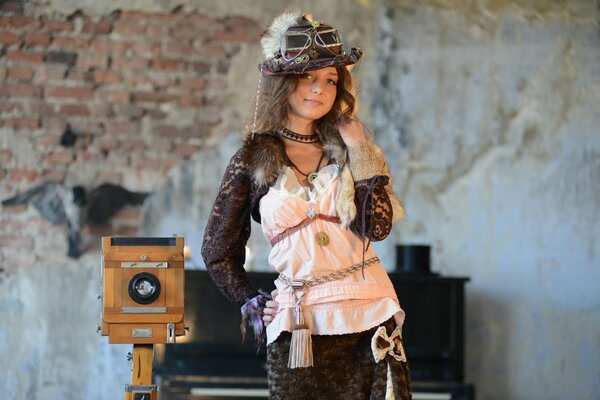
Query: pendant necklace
[
  {"left": 278, "top": 127, "right": 320, "bottom": 144},
  {"left": 287, "top": 152, "right": 326, "bottom": 186}
]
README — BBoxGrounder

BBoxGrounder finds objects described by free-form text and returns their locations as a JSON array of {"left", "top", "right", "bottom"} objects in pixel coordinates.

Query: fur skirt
[{"left": 266, "top": 317, "right": 412, "bottom": 400}]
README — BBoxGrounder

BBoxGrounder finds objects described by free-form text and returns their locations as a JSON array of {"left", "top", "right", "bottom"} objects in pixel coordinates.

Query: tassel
[{"left": 288, "top": 305, "right": 313, "bottom": 368}]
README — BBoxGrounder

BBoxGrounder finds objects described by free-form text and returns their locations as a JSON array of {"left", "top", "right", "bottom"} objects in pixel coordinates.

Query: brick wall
[{"left": 0, "top": 5, "right": 261, "bottom": 273}]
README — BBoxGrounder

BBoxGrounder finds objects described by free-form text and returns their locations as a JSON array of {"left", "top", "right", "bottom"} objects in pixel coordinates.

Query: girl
[{"left": 202, "top": 12, "right": 411, "bottom": 399}]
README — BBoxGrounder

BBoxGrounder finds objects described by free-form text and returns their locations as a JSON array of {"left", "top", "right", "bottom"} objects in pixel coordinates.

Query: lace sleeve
[
  {"left": 201, "top": 148, "right": 257, "bottom": 305},
  {"left": 350, "top": 175, "right": 393, "bottom": 241}
]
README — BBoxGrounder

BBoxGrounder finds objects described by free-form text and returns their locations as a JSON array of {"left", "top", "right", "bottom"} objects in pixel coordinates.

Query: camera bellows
[{"left": 287, "top": 305, "right": 313, "bottom": 368}]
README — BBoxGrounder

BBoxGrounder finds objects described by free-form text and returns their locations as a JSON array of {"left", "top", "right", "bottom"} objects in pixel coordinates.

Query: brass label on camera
[{"left": 132, "top": 328, "right": 153, "bottom": 338}]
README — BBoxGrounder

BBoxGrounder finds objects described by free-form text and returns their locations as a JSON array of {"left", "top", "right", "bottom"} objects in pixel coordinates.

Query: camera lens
[{"left": 128, "top": 272, "right": 161, "bottom": 304}]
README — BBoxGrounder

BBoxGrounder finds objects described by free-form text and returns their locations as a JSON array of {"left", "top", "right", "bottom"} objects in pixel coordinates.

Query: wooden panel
[{"left": 165, "top": 267, "right": 184, "bottom": 308}]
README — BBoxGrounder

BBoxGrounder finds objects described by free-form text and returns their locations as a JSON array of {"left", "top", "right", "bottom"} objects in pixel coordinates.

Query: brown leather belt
[{"left": 270, "top": 214, "right": 340, "bottom": 246}]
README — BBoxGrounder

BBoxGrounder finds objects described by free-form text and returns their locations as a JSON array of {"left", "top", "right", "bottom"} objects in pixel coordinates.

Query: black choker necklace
[{"left": 278, "top": 127, "right": 320, "bottom": 144}]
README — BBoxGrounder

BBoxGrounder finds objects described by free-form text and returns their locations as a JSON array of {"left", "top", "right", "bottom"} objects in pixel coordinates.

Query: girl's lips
[{"left": 304, "top": 99, "right": 323, "bottom": 106}]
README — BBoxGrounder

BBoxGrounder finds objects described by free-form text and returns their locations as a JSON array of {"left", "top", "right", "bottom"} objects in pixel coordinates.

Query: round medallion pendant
[
  {"left": 307, "top": 172, "right": 319, "bottom": 185},
  {"left": 315, "top": 231, "right": 330, "bottom": 246}
]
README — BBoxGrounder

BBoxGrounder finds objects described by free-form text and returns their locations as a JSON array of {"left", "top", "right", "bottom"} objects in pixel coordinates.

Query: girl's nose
[{"left": 312, "top": 80, "right": 324, "bottom": 94}]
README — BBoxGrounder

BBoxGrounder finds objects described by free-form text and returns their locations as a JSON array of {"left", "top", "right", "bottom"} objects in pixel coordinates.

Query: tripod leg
[{"left": 125, "top": 344, "right": 157, "bottom": 400}]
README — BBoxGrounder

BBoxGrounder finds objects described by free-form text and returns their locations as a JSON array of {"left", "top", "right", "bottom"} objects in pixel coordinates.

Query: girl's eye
[
  {"left": 328, "top": 79, "right": 338, "bottom": 85},
  {"left": 303, "top": 73, "right": 313, "bottom": 79}
]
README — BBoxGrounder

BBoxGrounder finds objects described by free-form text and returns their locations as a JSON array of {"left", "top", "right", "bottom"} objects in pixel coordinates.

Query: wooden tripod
[{"left": 125, "top": 344, "right": 158, "bottom": 400}]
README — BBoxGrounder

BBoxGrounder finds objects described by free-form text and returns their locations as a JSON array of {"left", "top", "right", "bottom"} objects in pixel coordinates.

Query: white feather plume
[{"left": 261, "top": 11, "right": 304, "bottom": 59}]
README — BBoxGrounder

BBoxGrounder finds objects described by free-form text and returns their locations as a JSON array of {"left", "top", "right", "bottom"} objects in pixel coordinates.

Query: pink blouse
[{"left": 260, "top": 164, "right": 404, "bottom": 345}]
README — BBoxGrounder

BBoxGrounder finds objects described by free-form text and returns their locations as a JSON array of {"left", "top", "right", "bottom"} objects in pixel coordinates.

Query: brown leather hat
[{"left": 259, "top": 12, "right": 363, "bottom": 75}]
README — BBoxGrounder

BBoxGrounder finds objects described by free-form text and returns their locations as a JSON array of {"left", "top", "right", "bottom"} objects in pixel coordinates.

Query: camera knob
[{"left": 139, "top": 254, "right": 147, "bottom": 261}]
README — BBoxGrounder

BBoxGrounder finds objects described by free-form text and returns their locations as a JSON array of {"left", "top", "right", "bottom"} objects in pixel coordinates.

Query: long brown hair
[{"left": 245, "top": 67, "right": 358, "bottom": 144}]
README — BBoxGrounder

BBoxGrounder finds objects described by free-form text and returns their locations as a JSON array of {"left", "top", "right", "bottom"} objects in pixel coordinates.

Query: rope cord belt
[
  {"left": 270, "top": 213, "right": 340, "bottom": 246},
  {"left": 277, "top": 256, "right": 380, "bottom": 369}
]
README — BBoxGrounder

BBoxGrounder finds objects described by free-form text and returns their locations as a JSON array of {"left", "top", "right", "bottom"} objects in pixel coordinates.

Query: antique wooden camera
[{"left": 100, "top": 236, "right": 186, "bottom": 344}]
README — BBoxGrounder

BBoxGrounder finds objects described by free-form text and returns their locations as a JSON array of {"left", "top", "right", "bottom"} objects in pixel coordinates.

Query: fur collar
[{"left": 242, "top": 132, "right": 347, "bottom": 187}]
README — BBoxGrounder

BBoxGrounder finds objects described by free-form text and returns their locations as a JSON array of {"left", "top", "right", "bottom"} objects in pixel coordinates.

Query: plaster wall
[{"left": 1, "top": 1, "right": 598, "bottom": 400}]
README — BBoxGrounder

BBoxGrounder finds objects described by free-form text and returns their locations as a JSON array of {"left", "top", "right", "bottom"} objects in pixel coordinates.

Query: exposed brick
[
  {"left": 199, "top": 44, "right": 226, "bottom": 59},
  {"left": 174, "top": 144, "right": 200, "bottom": 157},
  {"left": 41, "top": 168, "right": 66, "bottom": 181},
  {"left": 113, "top": 103, "right": 143, "bottom": 118},
  {"left": 92, "top": 70, "right": 119, "bottom": 84},
  {"left": 7, "top": 50, "right": 44, "bottom": 63},
  {"left": 0, "top": 220, "right": 23, "bottom": 234},
  {"left": 0, "top": 100, "right": 17, "bottom": 112},
  {"left": 163, "top": 40, "right": 194, "bottom": 57},
  {"left": 9, "top": 168, "right": 38, "bottom": 181},
  {"left": 46, "top": 51, "right": 77, "bottom": 66},
  {"left": 47, "top": 150, "right": 74, "bottom": 165},
  {"left": 112, "top": 56, "right": 148, "bottom": 70},
  {"left": 131, "top": 92, "right": 176, "bottom": 104},
  {"left": 210, "top": 27, "right": 259, "bottom": 43},
  {"left": 59, "top": 104, "right": 90, "bottom": 116},
  {"left": 130, "top": 41, "right": 161, "bottom": 58},
  {"left": 151, "top": 57, "right": 184, "bottom": 71},
  {"left": 65, "top": 69, "right": 94, "bottom": 84},
  {"left": 0, "top": 84, "right": 42, "bottom": 97},
  {"left": 171, "top": 22, "right": 210, "bottom": 40},
  {"left": 7, "top": 67, "right": 34, "bottom": 82},
  {"left": 96, "top": 136, "right": 119, "bottom": 150},
  {"left": 0, "top": 150, "right": 12, "bottom": 163},
  {"left": 0, "top": 0, "right": 23, "bottom": 13},
  {"left": 44, "top": 20, "right": 74, "bottom": 33},
  {"left": 0, "top": 68, "right": 5, "bottom": 82},
  {"left": 0, "top": 32, "right": 20, "bottom": 46},
  {"left": 147, "top": 73, "right": 175, "bottom": 89},
  {"left": 0, "top": 235, "right": 35, "bottom": 247},
  {"left": 113, "top": 21, "right": 147, "bottom": 36},
  {"left": 24, "top": 33, "right": 51, "bottom": 48},
  {"left": 179, "top": 78, "right": 206, "bottom": 90},
  {"left": 5, "top": 16, "right": 40, "bottom": 30},
  {"left": 119, "top": 10, "right": 151, "bottom": 21},
  {"left": 89, "top": 103, "right": 113, "bottom": 118},
  {"left": 45, "top": 86, "right": 93, "bottom": 99},
  {"left": 0, "top": 118, "right": 40, "bottom": 129},
  {"left": 25, "top": 101, "right": 54, "bottom": 117},
  {"left": 37, "top": 134, "right": 61, "bottom": 147},
  {"left": 35, "top": 64, "right": 67, "bottom": 81},
  {"left": 51, "top": 36, "right": 89, "bottom": 50},
  {"left": 95, "top": 170, "right": 122, "bottom": 184},
  {"left": 76, "top": 151, "right": 103, "bottom": 162},
  {"left": 105, "top": 121, "right": 136, "bottom": 135},
  {"left": 82, "top": 21, "right": 112, "bottom": 35},
  {"left": 76, "top": 53, "right": 109, "bottom": 70},
  {"left": 96, "top": 89, "right": 129, "bottom": 103},
  {"left": 120, "top": 139, "right": 145, "bottom": 152},
  {"left": 190, "top": 62, "right": 211, "bottom": 75},
  {"left": 178, "top": 94, "right": 203, "bottom": 107},
  {"left": 91, "top": 39, "right": 131, "bottom": 53},
  {"left": 150, "top": 138, "right": 173, "bottom": 152},
  {"left": 146, "top": 24, "right": 168, "bottom": 37}
]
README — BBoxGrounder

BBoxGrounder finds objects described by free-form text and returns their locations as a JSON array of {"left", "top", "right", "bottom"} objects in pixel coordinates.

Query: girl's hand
[
  {"left": 337, "top": 119, "right": 367, "bottom": 147},
  {"left": 263, "top": 289, "right": 279, "bottom": 327}
]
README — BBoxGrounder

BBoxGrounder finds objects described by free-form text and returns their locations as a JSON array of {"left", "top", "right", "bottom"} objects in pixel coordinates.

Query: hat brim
[{"left": 260, "top": 47, "right": 364, "bottom": 76}]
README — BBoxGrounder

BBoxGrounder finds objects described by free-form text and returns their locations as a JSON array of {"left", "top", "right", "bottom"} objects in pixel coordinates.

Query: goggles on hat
[{"left": 283, "top": 24, "right": 343, "bottom": 60}]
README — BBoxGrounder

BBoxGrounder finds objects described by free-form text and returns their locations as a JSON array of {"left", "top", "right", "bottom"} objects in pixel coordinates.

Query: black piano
[{"left": 153, "top": 271, "right": 475, "bottom": 400}]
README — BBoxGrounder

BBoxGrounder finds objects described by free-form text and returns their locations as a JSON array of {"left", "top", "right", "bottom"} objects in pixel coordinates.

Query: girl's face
[{"left": 287, "top": 67, "right": 338, "bottom": 130}]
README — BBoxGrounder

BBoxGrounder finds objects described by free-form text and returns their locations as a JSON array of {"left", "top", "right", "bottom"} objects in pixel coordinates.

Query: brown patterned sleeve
[
  {"left": 350, "top": 175, "right": 393, "bottom": 241},
  {"left": 201, "top": 148, "right": 257, "bottom": 305}
]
